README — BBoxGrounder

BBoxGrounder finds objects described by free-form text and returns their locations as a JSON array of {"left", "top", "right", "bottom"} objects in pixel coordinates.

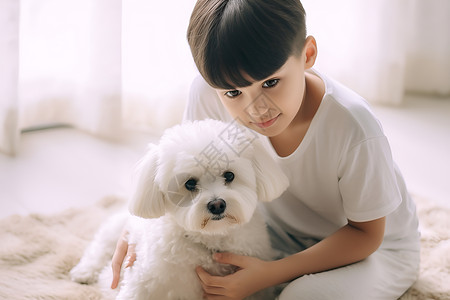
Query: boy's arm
[
  {"left": 197, "top": 217, "right": 385, "bottom": 299},
  {"left": 270, "top": 216, "right": 386, "bottom": 284}
]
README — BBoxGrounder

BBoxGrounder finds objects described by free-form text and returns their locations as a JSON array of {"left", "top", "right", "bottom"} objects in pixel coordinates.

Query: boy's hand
[
  {"left": 196, "top": 252, "right": 273, "bottom": 300},
  {"left": 111, "top": 230, "right": 136, "bottom": 289}
]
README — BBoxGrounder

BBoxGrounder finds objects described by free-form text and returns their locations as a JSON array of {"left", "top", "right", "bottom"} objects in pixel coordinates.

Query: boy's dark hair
[{"left": 187, "top": 0, "right": 307, "bottom": 89}]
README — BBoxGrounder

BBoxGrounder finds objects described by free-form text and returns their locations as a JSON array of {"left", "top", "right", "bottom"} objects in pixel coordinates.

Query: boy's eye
[
  {"left": 225, "top": 90, "right": 242, "bottom": 98},
  {"left": 262, "top": 79, "right": 279, "bottom": 88}
]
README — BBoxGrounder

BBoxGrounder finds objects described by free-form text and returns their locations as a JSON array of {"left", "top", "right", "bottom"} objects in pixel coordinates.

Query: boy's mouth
[{"left": 253, "top": 115, "right": 280, "bottom": 129}]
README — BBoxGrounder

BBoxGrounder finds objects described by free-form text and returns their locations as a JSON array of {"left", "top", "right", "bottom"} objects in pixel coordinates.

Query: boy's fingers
[
  {"left": 196, "top": 266, "right": 209, "bottom": 283},
  {"left": 196, "top": 266, "right": 224, "bottom": 288},
  {"left": 125, "top": 243, "right": 137, "bottom": 268},
  {"left": 110, "top": 237, "right": 129, "bottom": 289},
  {"left": 111, "top": 272, "right": 120, "bottom": 290}
]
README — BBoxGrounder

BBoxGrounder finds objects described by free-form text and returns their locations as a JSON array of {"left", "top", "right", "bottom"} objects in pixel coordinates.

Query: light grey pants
[{"left": 267, "top": 226, "right": 420, "bottom": 300}]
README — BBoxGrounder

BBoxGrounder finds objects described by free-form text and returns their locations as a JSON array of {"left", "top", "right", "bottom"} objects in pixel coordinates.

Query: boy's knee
[
  {"left": 278, "top": 274, "right": 327, "bottom": 300},
  {"left": 278, "top": 273, "right": 350, "bottom": 300}
]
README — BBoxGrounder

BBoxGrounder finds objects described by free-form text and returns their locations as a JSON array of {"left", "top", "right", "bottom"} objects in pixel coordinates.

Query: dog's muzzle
[{"left": 207, "top": 198, "right": 226, "bottom": 217}]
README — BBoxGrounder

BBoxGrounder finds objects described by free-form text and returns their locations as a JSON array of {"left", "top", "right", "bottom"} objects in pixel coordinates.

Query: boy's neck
[
  {"left": 302, "top": 71, "right": 325, "bottom": 119},
  {"left": 269, "top": 71, "right": 325, "bottom": 157}
]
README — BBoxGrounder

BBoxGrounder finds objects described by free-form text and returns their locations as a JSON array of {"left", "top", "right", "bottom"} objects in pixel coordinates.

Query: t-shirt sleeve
[
  {"left": 338, "top": 136, "right": 402, "bottom": 222},
  {"left": 182, "top": 75, "right": 232, "bottom": 123}
]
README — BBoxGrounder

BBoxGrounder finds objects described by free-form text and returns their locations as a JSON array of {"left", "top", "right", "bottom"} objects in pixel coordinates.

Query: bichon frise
[{"left": 70, "top": 119, "right": 289, "bottom": 299}]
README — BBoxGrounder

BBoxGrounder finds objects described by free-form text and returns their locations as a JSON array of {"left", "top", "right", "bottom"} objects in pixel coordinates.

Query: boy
[{"left": 113, "top": 1, "right": 420, "bottom": 299}]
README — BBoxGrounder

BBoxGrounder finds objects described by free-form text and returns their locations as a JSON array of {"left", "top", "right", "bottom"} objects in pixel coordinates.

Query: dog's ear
[
  {"left": 252, "top": 140, "right": 289, "bottom": 202},
  {"left": 128, "top": 144, "right": 165, "bottom": 218}
]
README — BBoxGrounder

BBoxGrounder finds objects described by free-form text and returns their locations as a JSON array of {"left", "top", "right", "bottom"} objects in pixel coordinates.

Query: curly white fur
[{"left": 70, "top": 119, "right": 289, "bottom": 300}]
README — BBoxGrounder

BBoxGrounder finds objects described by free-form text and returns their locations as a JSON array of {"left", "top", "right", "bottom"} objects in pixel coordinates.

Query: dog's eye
[
  {"left": 223, "top": 171, "right": 235, "bottom": 183},
  {"left": 184, "top": 178, "right": 198, "bottom": 191}
]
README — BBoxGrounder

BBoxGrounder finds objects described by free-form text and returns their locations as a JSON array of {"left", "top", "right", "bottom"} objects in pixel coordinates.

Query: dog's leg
[{"left": 70, "top": 212, "right": 129, "bottom": 284}]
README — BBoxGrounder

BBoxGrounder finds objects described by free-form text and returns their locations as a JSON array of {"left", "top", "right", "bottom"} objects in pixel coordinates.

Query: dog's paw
[{"left": 70, "top": 263, "right": 98, "bottom": 284}]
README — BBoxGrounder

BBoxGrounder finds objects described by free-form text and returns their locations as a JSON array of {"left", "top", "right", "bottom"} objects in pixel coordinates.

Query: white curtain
[
  {"left": 0, "top": 0, "right": 198, "bottom": 155},
  {"left": 0, "top": 0, "right": 449, "bottom": 155},
  {"left": 121, "top": 0, "right": 198, "bottom": 133},
  {"left": 303, "top": 0, "right": 450, "bottom": 104},
  {"left": 18, "top": 0, "right": 123, "bottom": 137},
  {"left": 0, "top": 0, "right": 20, "bottom": 155}
]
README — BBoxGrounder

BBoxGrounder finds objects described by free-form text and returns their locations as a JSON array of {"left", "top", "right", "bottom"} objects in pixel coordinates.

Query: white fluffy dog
[{"left": 70, "top": 119, "right": 289, "bottom": 300}]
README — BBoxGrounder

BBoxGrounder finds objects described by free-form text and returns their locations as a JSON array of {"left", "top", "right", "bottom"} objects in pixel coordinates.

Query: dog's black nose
[{"left": 207, "top": 198, "right": 226, "bottom": 215}]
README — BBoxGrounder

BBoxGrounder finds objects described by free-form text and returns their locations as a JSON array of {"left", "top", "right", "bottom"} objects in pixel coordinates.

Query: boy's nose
[
  {"left": 245, "top": 94, "right": 277, "bottom": 119},
  {"left": 246, "top": 102, "right": 270, "bottom": 118}
]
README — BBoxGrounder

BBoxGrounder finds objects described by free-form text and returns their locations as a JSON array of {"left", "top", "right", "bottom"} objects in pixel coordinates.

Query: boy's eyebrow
[
  {"left": 218, "top": 78, "right": 275, "bottom": 91},
  {"left": 217, "top": 63, "right": 288, "bottom": 91},
  {"left": 250, "top": 71, "right": 285, "bottom": 86}
]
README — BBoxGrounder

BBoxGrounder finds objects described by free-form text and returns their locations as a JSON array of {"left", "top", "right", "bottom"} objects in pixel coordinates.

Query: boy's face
[{"left": 215, "top": 54, "right": 309, "bottom": 138}]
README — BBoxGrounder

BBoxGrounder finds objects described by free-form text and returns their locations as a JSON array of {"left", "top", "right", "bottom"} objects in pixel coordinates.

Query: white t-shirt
[{"left": 183, "top": 69, "right": 419, "bottom": 251}]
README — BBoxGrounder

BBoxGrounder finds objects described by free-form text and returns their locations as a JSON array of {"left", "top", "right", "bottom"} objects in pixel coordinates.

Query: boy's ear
[
  {"left": 128, "top": 144, "right": 165, "bottom": 218},
  {"left": 251, "top": 139, "right": 289, "bottom": 202},
  {"left": 304, "top": 35, "right": 318, "bottom": 69}
]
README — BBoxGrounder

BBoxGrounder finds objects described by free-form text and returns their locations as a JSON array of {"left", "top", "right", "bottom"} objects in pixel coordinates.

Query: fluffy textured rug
[{"left": 0, "top": 195, "right": 448, "bottom": 300}]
